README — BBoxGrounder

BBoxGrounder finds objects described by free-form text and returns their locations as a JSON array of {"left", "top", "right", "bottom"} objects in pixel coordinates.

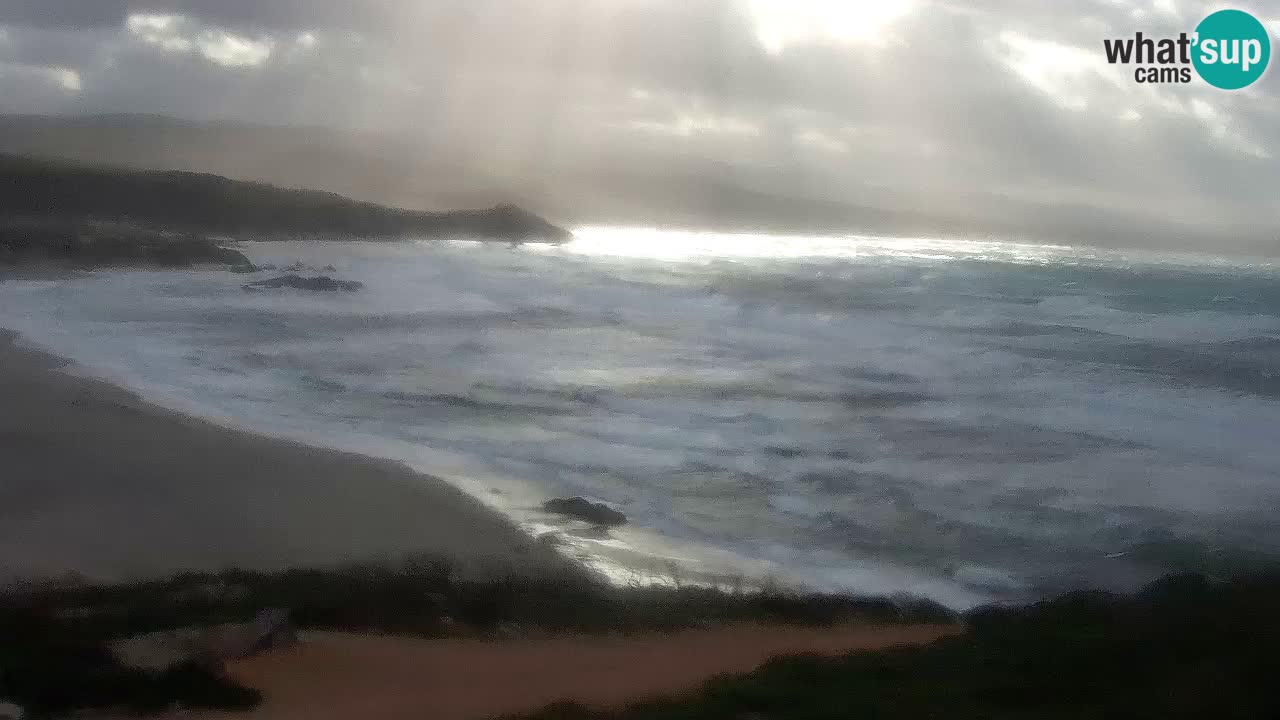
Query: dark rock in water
[
  {"left": 228, "top": 263, "right": 259, "bottom": 274},
  {"left": 198, "top": 245, "right": 254, "bottom": 269},
  {"left": 243, "top": 274, "right": 364, "bottom": 292},
  {"left": 278, "top": 262, "right": 337, "bottom": 272},
  {"left": 570, "top": 525, "right": 614, "bottom": 540},
  {"left": 542, "top": 497, "right": 627, "bottom": 527}
]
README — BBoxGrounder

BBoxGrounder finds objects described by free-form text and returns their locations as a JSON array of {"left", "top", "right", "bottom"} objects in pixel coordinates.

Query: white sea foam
[{"left": 3, "top": 230, "right": 1279, "bottom": 609}]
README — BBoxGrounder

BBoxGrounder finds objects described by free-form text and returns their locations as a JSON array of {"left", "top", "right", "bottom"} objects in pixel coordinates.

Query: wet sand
[{"left": 0, "top": 329, "right": 575, "bottom": 584}]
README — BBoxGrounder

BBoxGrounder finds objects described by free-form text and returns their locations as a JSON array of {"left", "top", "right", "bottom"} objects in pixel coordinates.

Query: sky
[{"left": 1, "top": 0, "right": 1278, "bottom": 248}]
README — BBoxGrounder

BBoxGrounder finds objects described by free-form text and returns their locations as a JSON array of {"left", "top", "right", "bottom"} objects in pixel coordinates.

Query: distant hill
[
  {"left": 0, "top": 115, "right": 518, "bottom": 219},
  {"left": 1, "top": 114, "right": 1273, "bottom": 254},
  {"left": 0, "top": 154, "right": 572, "bottom": 243}
]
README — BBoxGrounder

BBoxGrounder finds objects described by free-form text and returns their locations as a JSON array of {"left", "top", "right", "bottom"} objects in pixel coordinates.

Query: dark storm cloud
[
  {"left": 0, "top": 1, "right": 129, "bottom": 28},
  {"left": 0, "top": 24, "right": 111, "bottom": 68},
  {"left": 0, "top": 0, "right": 386, "bottom": 30},
  {"left": 126, "top": 0, "right": 406, "bottom": 31}
]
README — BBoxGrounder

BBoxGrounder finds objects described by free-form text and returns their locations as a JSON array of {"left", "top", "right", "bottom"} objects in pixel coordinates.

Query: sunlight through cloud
[
  {"left": 198, "top": 32, "right": 274, "bottom": 68},
  {"left": 0, "top": 62, "right": 83, "bottom": 94},
  {"left": 127, "top": 13, "right": 275, "bottom": 68},
  {"left": 747, "top": 0, "right": 916, "bottom": 53},
  {"left": 997, "top": 32, "right": 1109, "bottom": 111},
  {"left": 53, "top": 67, "right": 82, "bottom": 92},
  {"left": 127, "top": 14, "right": 195, "bottom": 53}
]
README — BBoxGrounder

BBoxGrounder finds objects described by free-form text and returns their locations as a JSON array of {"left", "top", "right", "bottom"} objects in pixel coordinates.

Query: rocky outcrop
[
  {"left": 0, "top": 218, "right": 252, "bottom": 270},
  {"left": 427, "top": 203, "right": 574, "bottom": 244},
  {"left": 277, "top": 262, "right": 338, "bottom": 272},
  {"left": 242, "top": 275, "right": 364, "bottom": 292},
  {"left": 542, "top": 497, "right": 627, "bottom": 527}
]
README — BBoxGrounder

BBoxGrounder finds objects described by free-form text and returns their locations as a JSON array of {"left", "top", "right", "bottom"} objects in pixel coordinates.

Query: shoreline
[
  {"left": 0, "top": 327, "right": 582, "bottom": 586},
  {"left": 0, "top": 264, "right": 1002, "bottom": 610}
]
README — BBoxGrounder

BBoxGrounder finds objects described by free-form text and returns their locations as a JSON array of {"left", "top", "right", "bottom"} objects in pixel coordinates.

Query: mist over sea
[{"left": 3, "top": 229, "right": 1279, "bottom": 609}]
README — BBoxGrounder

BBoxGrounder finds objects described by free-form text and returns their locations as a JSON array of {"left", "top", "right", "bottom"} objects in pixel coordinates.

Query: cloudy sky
[{"left": 1, "top": 0, "right": 1278, "bottom": 247}]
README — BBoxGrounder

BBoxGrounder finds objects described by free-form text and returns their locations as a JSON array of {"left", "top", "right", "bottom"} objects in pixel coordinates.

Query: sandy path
[{"left": 199, "top": 624, "right": 956, "bottom": 720}]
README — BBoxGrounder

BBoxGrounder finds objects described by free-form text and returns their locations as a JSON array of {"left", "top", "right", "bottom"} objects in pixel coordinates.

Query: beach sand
[
  {"left": 0, "top": 327, "right": 961, "bottom": 720},
  {"left": 0, "top": 328, "right": 575, "bottom": 584}
]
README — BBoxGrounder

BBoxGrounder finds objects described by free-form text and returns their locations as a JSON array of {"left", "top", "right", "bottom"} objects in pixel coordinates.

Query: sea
[{"left": 3, "top": 227, "right": 1279, "bottom": 610}]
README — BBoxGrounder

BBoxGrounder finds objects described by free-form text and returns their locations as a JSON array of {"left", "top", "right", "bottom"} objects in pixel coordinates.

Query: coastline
[
  {"left": 0, "top": 327, "right": 581, "bottom": 586},
  {"left": 0, "top": 263, "right": 1014, "bottom": 610}
]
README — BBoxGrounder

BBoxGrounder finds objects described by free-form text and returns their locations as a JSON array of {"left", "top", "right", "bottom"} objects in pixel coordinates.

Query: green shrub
[{"left": 509, "top": 572, "right": 1280, "bottom": 720}]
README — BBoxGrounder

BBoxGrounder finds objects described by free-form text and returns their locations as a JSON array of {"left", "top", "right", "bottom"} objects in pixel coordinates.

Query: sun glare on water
[{"left": 552, "top": 226, "right": 1074, "bottom": 265}]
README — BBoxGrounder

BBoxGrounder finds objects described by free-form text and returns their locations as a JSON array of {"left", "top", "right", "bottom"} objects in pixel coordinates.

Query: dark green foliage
[
  {"left": 142, "top": 662, "right": 262, "bottom": 714},
  {"left": 0, "top": 607, "right": 260, "bottom": 717},
  {"left": 0, "top": 154, "right": 571, "bottom": 242},
  {"left": 0, "top": 558, "right": 948, "bottom": 716},
  {"left": 0, "top": 218, "right": 253, "bottom": 269},
  {"left": 7, "top": 564, "right": 1277, "bottom": 718},
  {"left": 0, "top": 557, "right": 951, "bottom": 644},
  {"left": 511, "top": 572, "right": 1280, "bottom": 720}
]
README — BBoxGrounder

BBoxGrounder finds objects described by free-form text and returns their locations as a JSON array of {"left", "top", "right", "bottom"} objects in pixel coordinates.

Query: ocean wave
[
  {"left": 1008, "top": 338, "right": 1280, "bottom": 398},
  {"left": 871, "top": 418, "right": 1146, "bottom": 463},
  {"left": 379, "top": 389, "right": 582, "bottom": 417},
  {"left": 3, "top": 234, "right": 1279, "bottom": 608}
]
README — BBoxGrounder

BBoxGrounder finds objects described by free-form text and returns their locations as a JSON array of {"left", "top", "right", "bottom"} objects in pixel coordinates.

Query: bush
[
  {"left": 509, "top": 572, "right": 1280, "bottom": 720},
  {"left": 1, "top": 557, "right": 952, "bottom": 645},
  {"left": 0, "top": 608, "right": 259, "bottom": 716},
  {"left": 0, "top": 557, "right": 952, "bottom": 715}
]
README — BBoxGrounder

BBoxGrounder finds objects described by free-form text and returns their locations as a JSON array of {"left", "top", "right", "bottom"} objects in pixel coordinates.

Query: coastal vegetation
[
  {"left": 0, "top": 606, "right": 260, "bottom": 717},
  {"left": 513, "top": 572, "right": 1280, "bottom": 720},
  {"left": 0, "top": 557, "right": 947, "bottom": 716},
  {"left": 0, "top": 218, "right": 252, "bottom": 270},
  {"left": 4, "top": 558, "right": 1276, "bottom": 718},
  {"left": 0, "top": 153, "right": 572, "bottom": 245}
]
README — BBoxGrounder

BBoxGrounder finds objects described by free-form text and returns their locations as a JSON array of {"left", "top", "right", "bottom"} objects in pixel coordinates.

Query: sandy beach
[
  {"left": 0, "top": 324, "right": 962, "bottom": 720},
  {"left": 0, "top": 327, "right": 576, "bottom": 585}
]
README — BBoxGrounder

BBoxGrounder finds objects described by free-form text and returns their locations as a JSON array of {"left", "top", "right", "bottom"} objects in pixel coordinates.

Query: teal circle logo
[{"left": 1193, "top": 9, "right": 1271, "bottom": 90}]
